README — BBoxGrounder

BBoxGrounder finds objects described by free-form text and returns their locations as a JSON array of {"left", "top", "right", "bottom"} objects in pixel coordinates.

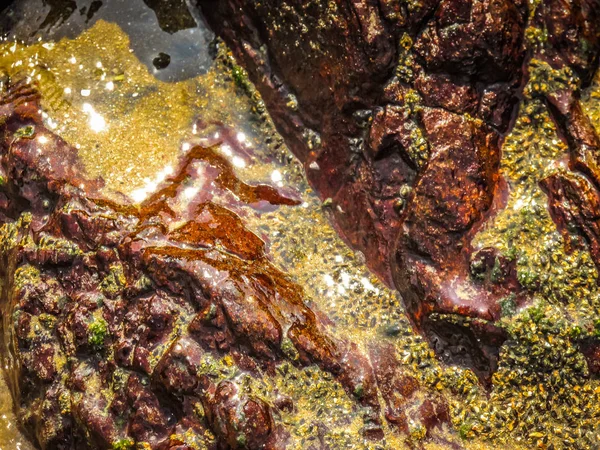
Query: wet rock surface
[
  {"left": 0, "top": 79, "right": 458, "bottom": 448},
  {"left": 196, "top": 0, "right": 600, "bottom": 378},
  {"left": 3, "top": 2, "right": 600, "bottom": 449}
]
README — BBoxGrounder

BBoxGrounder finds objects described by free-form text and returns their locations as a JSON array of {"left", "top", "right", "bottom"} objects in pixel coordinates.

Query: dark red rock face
[
  {"left": 196, "top": 0, "right": 600, "bottom": 376},
  {"left": 0, "top": 81, "right": 458, "bottom": 448}
]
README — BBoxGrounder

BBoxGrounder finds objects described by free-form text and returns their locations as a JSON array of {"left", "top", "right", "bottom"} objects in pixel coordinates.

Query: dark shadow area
[{"left": 142, "top": 0, "right": 196, "bottom": 34}]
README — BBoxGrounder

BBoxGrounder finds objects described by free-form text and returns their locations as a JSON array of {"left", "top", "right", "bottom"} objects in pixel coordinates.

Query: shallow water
[
  {"left": 1, "top": 2, "right": 600, "bottom": 450},
  {"left": 1, "top": 0, "right": 214, "bottom": 82}
]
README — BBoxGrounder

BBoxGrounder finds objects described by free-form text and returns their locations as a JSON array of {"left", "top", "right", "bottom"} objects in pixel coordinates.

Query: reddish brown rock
[
  {"left": 196, "top": 0, "right": 600, "bottom": 378},
  {"left": 0, "top": 80, "right": 457, "bottom": 448}
]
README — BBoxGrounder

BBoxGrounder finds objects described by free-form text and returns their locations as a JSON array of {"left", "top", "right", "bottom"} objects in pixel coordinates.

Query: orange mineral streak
[{"left": 139, "top": 144, "right": 300, "bottom": 219}]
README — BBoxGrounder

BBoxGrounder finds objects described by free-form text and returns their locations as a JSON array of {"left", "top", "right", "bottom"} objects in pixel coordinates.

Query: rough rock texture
[
  {"left": 0, "top": 81, "right": 458, "bottom": 448},
  {"left": 196, "top": 0, "right": 600, "bottom": 376}
]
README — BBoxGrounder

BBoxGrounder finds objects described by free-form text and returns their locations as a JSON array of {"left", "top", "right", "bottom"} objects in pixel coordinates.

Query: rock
[
  {"left": 0, "top": 79, "right": 457, "bottom": 448},
  {"left": 195, "top": 0, "right": 600, "bottom": 378}
]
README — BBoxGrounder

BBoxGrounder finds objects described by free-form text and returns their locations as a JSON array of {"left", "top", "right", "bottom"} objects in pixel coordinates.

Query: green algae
[
  {"left": 112, "top": 438, "right": 135, "bottom": 450},
  {"left": 87, "top": 316, "right": 108, "bottom": 349},
  {"left": 101, "top": 263, "right": 127, "bottom": 297}
]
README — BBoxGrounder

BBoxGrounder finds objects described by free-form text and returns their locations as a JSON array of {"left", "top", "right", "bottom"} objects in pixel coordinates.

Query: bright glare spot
[
  {"left": 182, "top": 143, "right": 191, "bottom": 152},
  {"left": 236, "top": 132, "right": 246, "bottom": 142},
  {"left": 69, "top": 56, "right": 76, "bottom": 64},
  {"left": 130, "top": 166, "right": 174, "bottom": 203},
  {"left": 232, "top": 156, "right": 246, "bottom": 168},
  {"left": 271, "top": 170, "right": 282, "bottom": 183},
  {"left": 64, "top": 87, "right": 72, "bottom": 95},
  {"left": 81, "top": 89, "right": 91, "bottom": 97},
  {"left": 38, "top": 136, "right": 49, "bottom": 144},
  {"left": 323, "top": 274, "right": 335, "bottom": 288},
  {"left": 221, "top": 144, "right": 233, "bottom": 157},
  {"left": 46, "top": 117, "right": 58, "bottom": 129},
  {"left": 513, "top": 198, "right": 525, "bottom": 211},
  {"left": 361, "top": 277, "right": 377, "bottom": 292},
  {"left": 89, "top": 114, "right": 106, "bottom": 132},
  {"left": 105, "top": 81, "right": 114, "bottom": 91},
  {"left": 158, "top": 165, "right": 174, "bottom": 181},
  {"left": 131, "top": 189, "right": 148, "bottom": 203},
  {"left": 82, "top": 103, "right": 107, "bottom": 132},
  {"left": 96, "top": 61, "right": 103, "bottom": 68},
  {"left": 183, "top": 186, "right": 199, "bottom": 199},
  {"left": 340, "top": 271, "right": 351, "bottom": 288}
]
